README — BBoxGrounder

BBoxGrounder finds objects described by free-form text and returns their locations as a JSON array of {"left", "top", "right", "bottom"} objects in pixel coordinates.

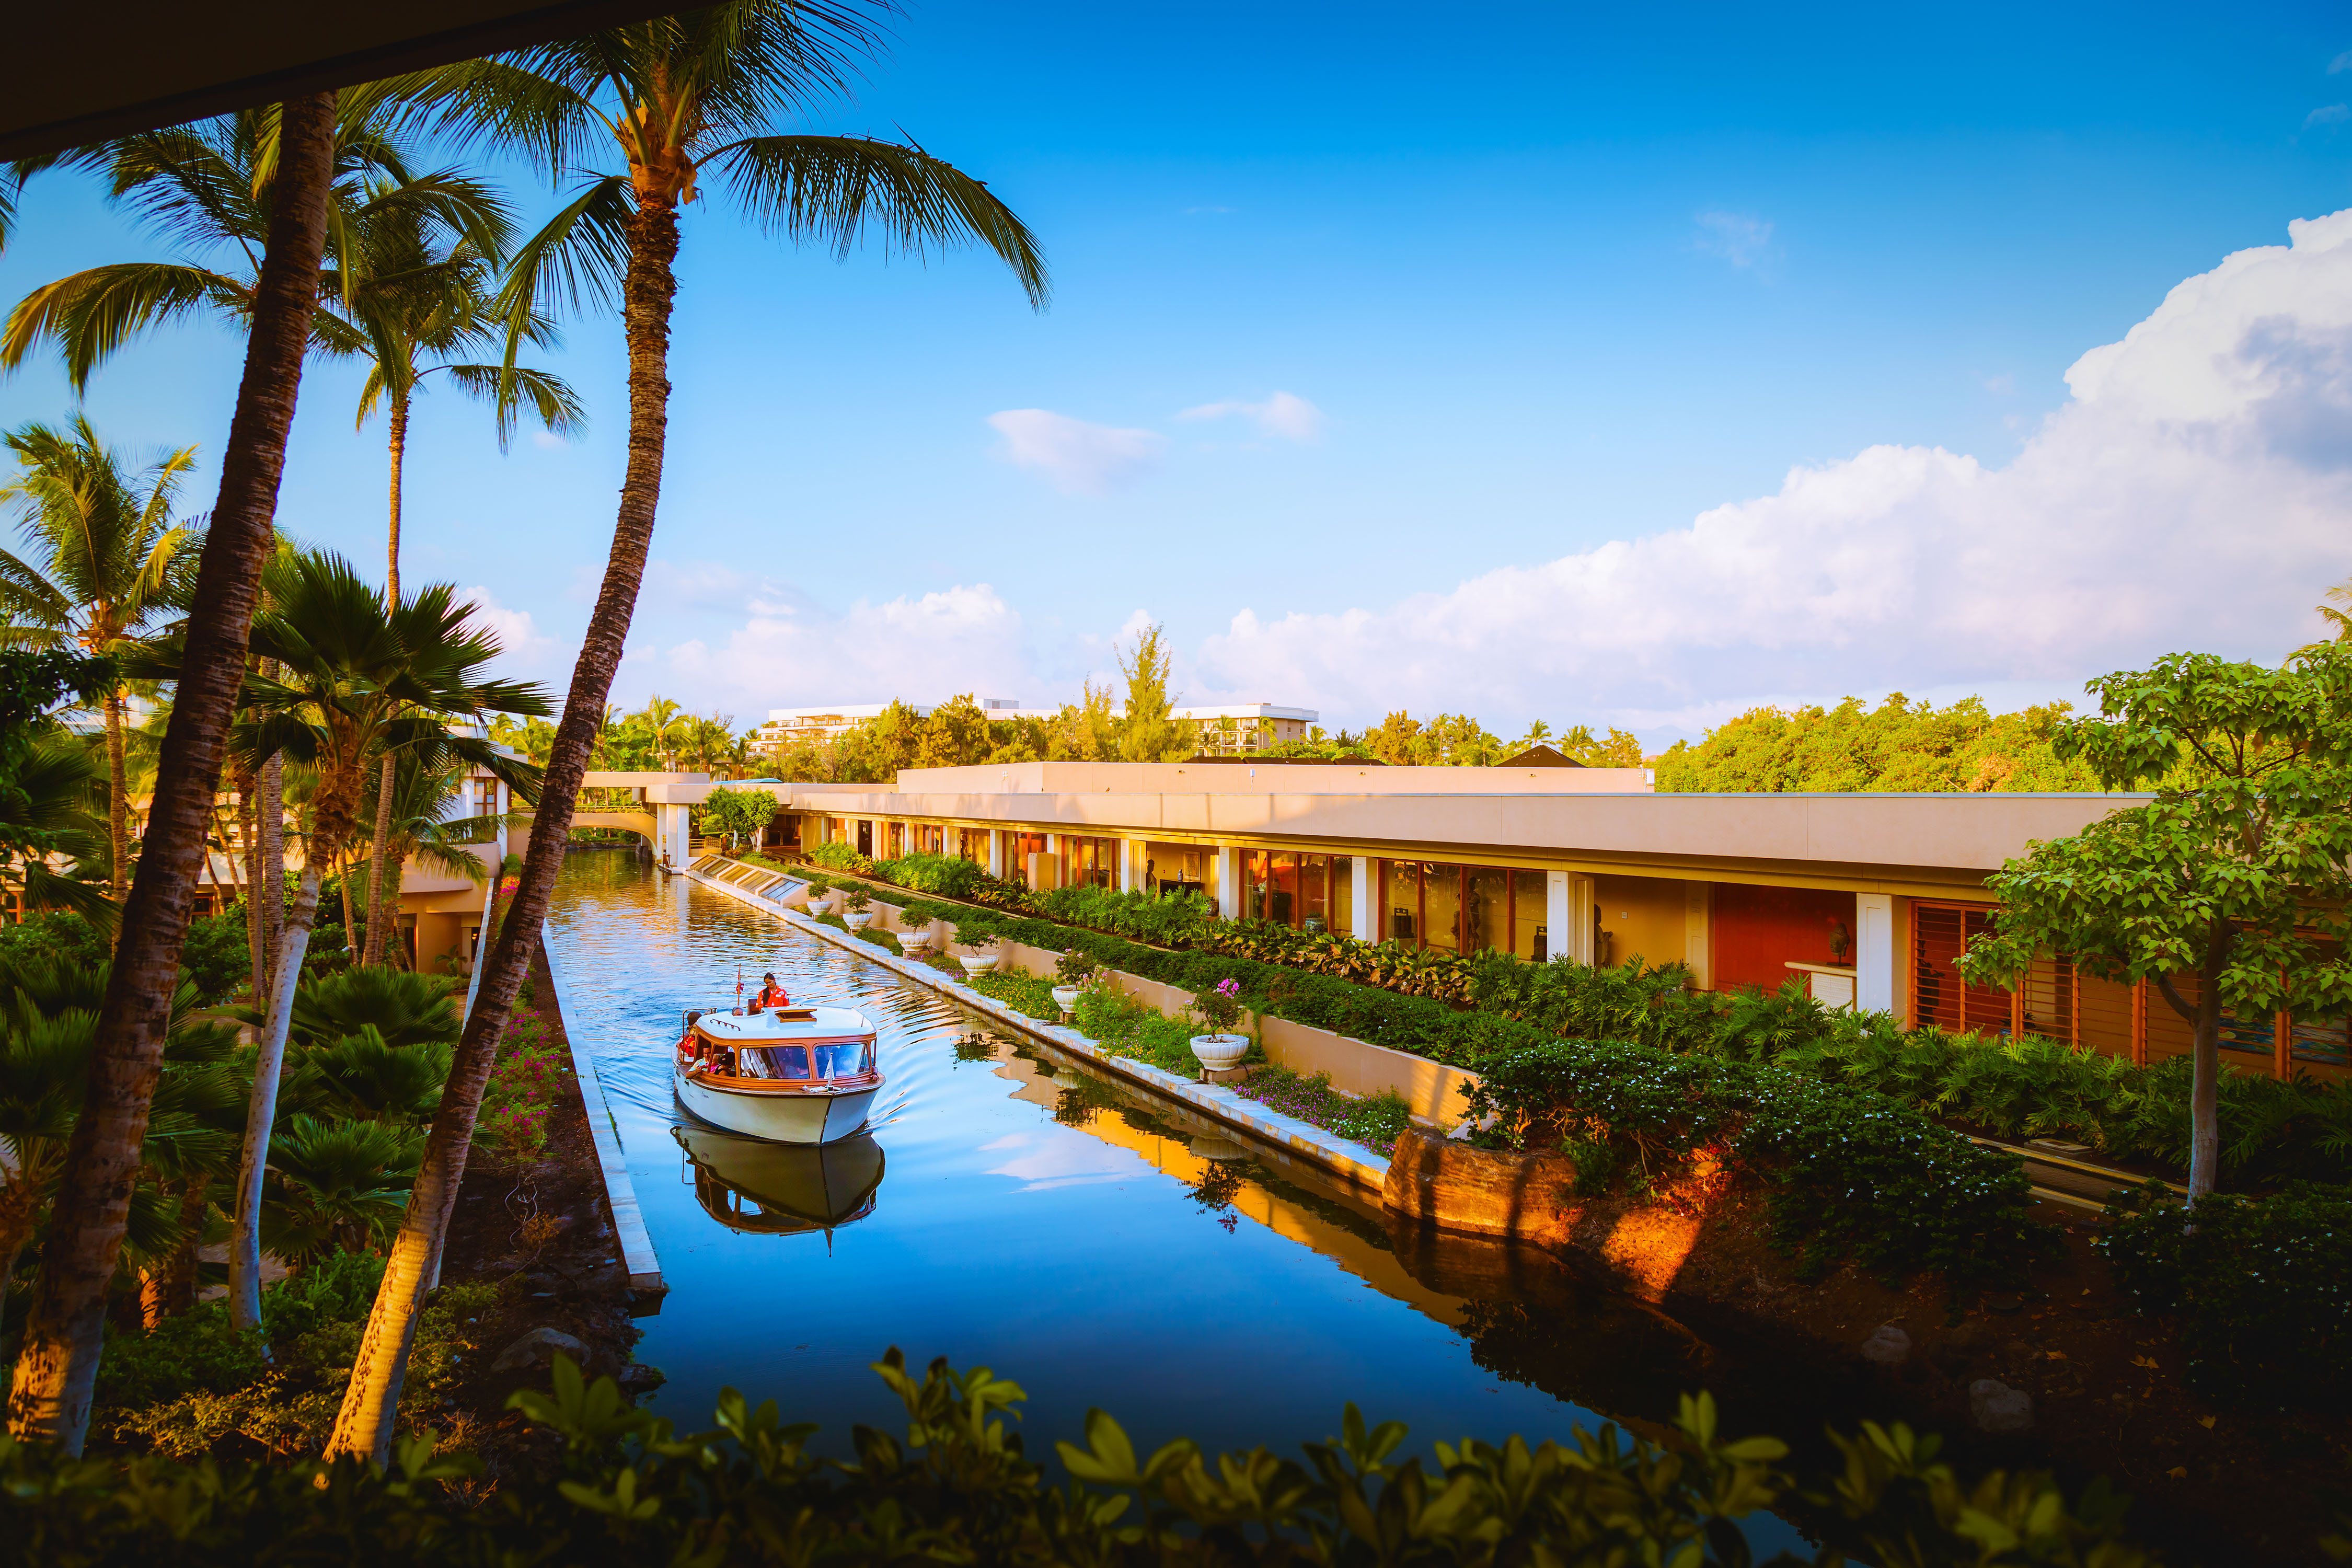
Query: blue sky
[{"left": 5, "top": 0, "right": 2351, "bottom": 740}]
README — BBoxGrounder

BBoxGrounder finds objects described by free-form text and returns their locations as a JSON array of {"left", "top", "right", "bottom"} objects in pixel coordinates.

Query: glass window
[
  {"left": 1512, "top": 869, "right": 1549, "bottom": 961},
  {"left": 1467, "top": 867, "right": 1510, "bottom": 952},
  {"left": 1299, "top": 854, "right": 1329, "bottom": 931},
  {"left": 815, "top": 1040, "right": 872, "bottom": 1077},
  {"left": 743, "top": 1045, "right": 810, "bottom": 1079},
  {"left": 1423, "top": 863, "right": 1462, "bottom": 952},
  {"left": 1332, "top": 856, "right": 1354, "bottom": 938},
  {"left": 1271, "top": 852, "right": 1300, "bottom": 926},
  {"left": 1383, "top": 860, "right": 1419, "bottom": 942},
  {"left": 1243, "top": 849, "right": 1272, "bottom": 920}
]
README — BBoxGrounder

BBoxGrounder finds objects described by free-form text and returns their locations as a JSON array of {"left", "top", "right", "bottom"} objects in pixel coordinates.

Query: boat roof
[{"left": 693, "top": 1005, "right": 872, "bottom": 1041}]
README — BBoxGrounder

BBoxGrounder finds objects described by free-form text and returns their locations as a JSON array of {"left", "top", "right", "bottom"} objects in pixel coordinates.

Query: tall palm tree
[
  {"left": 0, "top": 418, "right": 200, "bottom": 900},
  {"left": 337, "top": 192, "right": 581, "bottom": 966},
  {"left": 328, "top": 3, "right": 1048, "bottom": 1462},
  {"left": 640, "top": 694, "right": 683, "bottom": 769},
  {"left": 138, "top": 549, "right": 547, "bottom": 1336},
  {"left": 3, "top": 94, "right": 337, "bottom": 1455}
]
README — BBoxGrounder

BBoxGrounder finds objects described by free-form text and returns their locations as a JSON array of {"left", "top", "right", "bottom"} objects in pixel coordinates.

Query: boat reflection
[{"left": 673, "top": 1123, "right": 886, "bottom": 1236}]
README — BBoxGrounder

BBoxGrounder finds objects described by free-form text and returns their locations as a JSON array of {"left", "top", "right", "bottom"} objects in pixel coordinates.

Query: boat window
[
  {"left": 814, "top": 1040, "right": 872, "bottom": 1078},
  {"left": 739, "top": 1045, "right": 811, "bottom": 1079}
]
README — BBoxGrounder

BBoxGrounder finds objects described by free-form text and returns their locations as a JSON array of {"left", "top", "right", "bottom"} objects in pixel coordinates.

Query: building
[
  {"left": 606, "top": 758, "right": 2336, "bottom": 1083},
  {"left": 1174, "top": 704, "right": 1317, "bottom": 754}
]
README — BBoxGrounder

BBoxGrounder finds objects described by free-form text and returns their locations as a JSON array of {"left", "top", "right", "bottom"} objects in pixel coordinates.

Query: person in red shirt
[{"left": 753, "top": 973, "right": 789, "bottom": 1010}]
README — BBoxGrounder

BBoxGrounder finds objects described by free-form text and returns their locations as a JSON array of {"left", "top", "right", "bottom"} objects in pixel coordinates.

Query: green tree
[
  {"left": 1961, "top": 650, "right": 2352, "bottom": 1201},
  {"left": 4, "top": 94, "right": 338, "bottom": 1455},
  {"left": 698, "top": 783, "right": 779, "bottom": 851},
  {"left": 1653, "top": 694, "right": 2104, "bottom": 793},
  {"left": 0, "top": 418, "right": 200, "bottom": 899},
  {"left": 1368, "top": 710, "right": 1423, "bottom": 765},
  {"left": 2293, "top": 574, "right": 2352, "bottom": 661},
  {"left": 915, "top": 694, "right": 991, "bottom": 768},
  {"left": 332, "top": 4, "right": 1050, "bottom": 1462},
  {"left": 1558, "top": 723, "right": 1646, "bottom": 768},
  {"left": 1117, "top": 625, "right": 1187, "bottom": 762}
]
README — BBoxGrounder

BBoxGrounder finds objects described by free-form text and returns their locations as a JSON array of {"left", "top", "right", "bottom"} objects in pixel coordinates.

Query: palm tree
[
  {"left": 141, "top": 548, "right": 546, "bottom": 1336},
  {"left": 2293, "top": 577, "right": 2352, "bottom": 662},
  {"left": 328, "top": 4, "right": 1048, "bottom": 1462},
  {"left": 338, "top": 193, "right": 580, "bottom": 966},
  {"left": 640, "top": 694, "right": 683, "bottom": 769},
  {"left": 358, "top": 744, "right": 540, "bottom": 969},
  {"left": 0, "top": 732, "right": 111, "bottom": 925},
  {"left": 3, "top": 94, "right": 337, "bottom": 1455},
  {"left": 0, "top": 418, "right": 200, "bottom": 900}
]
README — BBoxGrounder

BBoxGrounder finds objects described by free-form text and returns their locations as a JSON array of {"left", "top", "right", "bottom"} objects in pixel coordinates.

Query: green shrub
[
  {"left": 806, "top": 839, "right": 873, "bottom": 873},
  {"left": 1464, "top": 1039, "right": 2051, "bottom": 1285},
  {"left": 873, "top": 851, "right": 991, "bottom": 898},
  {"left": 16, "top": 1351, "right": 2160, "bottom": 1566},
  {"left": 969, "top": 971, "right": 1061, "bottom": 1023},
  {"left": 1071, "top": 985, "right": 1201, "bottom": 1077},
  {"left": 859, "top": 927, "right": 905, "bottom": 958},
  {"left": 2099, "top": 1181, "right": 2352, "bottom": 1410}
]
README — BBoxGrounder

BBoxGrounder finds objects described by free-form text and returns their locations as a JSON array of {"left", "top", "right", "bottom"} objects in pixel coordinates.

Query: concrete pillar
[
  {"left": 1216, "top": 846, "right": 1240, "bottom": 920},
  {"left": 1351, "top": 856, "right": 1376, "bottom": 942},
  {"left": 1683, "top": 882, "right": 1713, "bottom": 989},
  {"left": 1119, "top": 838, "right": 1137, "bottom": 894},
  {"left": 987, "top": 828, "right": 1005, "bottom": 879},
  {"left": 1553, "top": 873, "right": 1596, "bottom": 964},
  {"left": 1856, "top": 892, "right": 1895, "bottom": 1014}
]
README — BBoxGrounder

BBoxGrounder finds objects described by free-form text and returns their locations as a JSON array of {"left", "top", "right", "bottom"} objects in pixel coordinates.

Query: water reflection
[{"left": 675, "top": 1124, "right": 885, "bottom": 1236}]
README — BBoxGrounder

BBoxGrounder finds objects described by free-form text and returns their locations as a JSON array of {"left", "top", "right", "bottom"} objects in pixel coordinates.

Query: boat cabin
[{"left": 677, "top": 1005, "right": 879, "bottom": 1090}]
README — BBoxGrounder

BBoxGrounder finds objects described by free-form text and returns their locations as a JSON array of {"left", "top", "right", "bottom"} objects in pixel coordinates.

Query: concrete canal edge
[
  {"left": 539, "top": 930, "right": 665, "bottom": 1296},
  {"left": 675, "top": 864, "right": 1394, "bottom": 1198}
]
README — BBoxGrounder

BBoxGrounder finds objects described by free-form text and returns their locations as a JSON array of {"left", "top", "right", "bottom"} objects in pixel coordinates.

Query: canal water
[{"left": 543, "top": 851, "right": 1816, "bottom": 1542}]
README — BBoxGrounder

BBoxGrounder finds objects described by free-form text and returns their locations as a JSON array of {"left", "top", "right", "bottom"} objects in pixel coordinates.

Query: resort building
[
  {"left": 1173, "top": 704, "right": 1317, "bottom": 754},
  {"left": 746, "top": 699, "right": 1317, "bottom": 757},
  {"left": 601, "top": 759, "right": 2349, "bottom": 1084}
]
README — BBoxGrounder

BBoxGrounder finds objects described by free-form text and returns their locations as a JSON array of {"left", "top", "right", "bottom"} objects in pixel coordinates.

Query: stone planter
[
  {"left": 1052, "top": 984, "right": 1083, "bottom": 1013},
  {"left": 845, "top": 910, "right": 873, "bottom": 930},
  {"left": 898, "top": 927, "right": 931, "bottom": 954},
  {"left": 958, "top": 950, "right": 1000, "bottom": 978},
  {"left": 1190, "top": 1033, "right": 1250, "bottom": 1071}
]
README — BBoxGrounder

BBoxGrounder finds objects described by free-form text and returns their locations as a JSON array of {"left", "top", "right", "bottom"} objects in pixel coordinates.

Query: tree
[
  {"left": 1652, "top": 695, "right": 2102, "bottom": 793},
  {"left": 1558, "top": 723, "right": 1646, "bottom": 769},
  {"left": 1961, "top": 650, "right": 2352, "bottom": 1202},
  {"left": 328, "top": 4, "right": 1049, "bottom": 1462},
  {"left": 5, "top": 91, "right": 339, "bottom": 1456},
  {"left": 699, "top": 783, "right": 778, "bottom": 851},
  {"left": 340, "top": 185, "right": 580, "bottom": 967},
  {"left": 0, "top": 648, "right": 116, "bottom": 922},
  {"left": 0, "top": 418, "right": 200, "bottom": 899},
  {"left": 2293, "top": 575, "right": 2352, "bottom": 661},
  {"left": 915, "top": 694, "right": 991, "bottom": 768},
  {"left": 143, "top": 549, "right": 546, "bottom": 1335},
  {"left": 1368, "top": 710, "right": 1422, "bottom": 765},
  {"left": 1117, "top": 625, "right": 1187, "bottom": 762},
  {"left": 356, "top": 745, "right": 540, "bottom": 969}
]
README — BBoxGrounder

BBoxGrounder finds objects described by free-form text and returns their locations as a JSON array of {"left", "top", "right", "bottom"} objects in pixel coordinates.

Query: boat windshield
[
  {"left": 814, "top": 1040, "right": 873, "bottom": 1078},
  {"left": 738, "top": 1044, "right": 811, "bottom": 1079}
]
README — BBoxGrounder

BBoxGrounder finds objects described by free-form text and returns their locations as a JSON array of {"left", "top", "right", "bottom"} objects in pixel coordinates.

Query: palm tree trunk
[
  {"left": 339, "top": 844, "right": 357, "bottom": 951},
  {"left": 327, "top": 197, "right": 683, "bottom": 1463},
  {"left": 5, "top": 92, "right": 335, "bottom": 1454},
  {"left": 362, "top": 402, "right": 406, "bottom": 968},
  {"left": 103, "top": 688, "right": 128, "bottom": 901},
  {"left": 238, "top": 783, "right": 264, "bottom": 1005},
  {"left": 259, "top": 752, "right": 283, "bottom": 987},
  {"left": 230, "top": 862, "right": 321, "bottom": 1334}
]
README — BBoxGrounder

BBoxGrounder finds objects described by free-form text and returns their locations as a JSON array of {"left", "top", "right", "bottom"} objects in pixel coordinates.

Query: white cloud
[
  {"left": 2330, "top": 50, "right": 2352, "bottom": 74},
  {"left": 1695, "top": 210, "right": 1775, "bottom": 269},
  {"left": 653, "top": 581, "right": 1035, "bottom": 716},
  {"left": 463, "top": 586, "right": 552, "bottom": 666},
  {"left": 531, "top": 429, "right": 568, "bottom": 450},
  {"left": 1194, "top": 209, "right": 2352, "bottom": 734},
  {"left": 1177, "top": 390, "right": 1327, "bottom": 443},
  {"left": 986, "top": 409, "right": 1165, "bottom": 494},
  {"left": 2307, "top": 103, "right": 2350, "bottom": 128}
]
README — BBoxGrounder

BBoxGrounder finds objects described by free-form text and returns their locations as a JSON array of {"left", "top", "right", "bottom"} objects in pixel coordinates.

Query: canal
[{"left": 544, "top": 850, "right": 1816, "bottom": 1541}]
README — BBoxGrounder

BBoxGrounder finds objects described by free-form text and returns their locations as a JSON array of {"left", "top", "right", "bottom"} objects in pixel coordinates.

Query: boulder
[
  {"left": 492, "top": 1326, "right": 587, "bottom": 1373},
  {"left": 617, "top": 1363, "right": 667, "bottom": 1394},
  {"left": 1970, "top": 1378, "right": 2034, "bottom": 1434},
  {"left": 1861, "top": 1324, "right": 1912, "bottom": 1366}
]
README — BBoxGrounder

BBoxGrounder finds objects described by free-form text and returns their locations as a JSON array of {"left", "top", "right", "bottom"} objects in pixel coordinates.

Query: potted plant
[
  {"left": 1189, "top": 977, "right": 1250, "bottom": 1074},
  {"left": 841, "top": 885, "right": 874, "bottom": 930},
  {"left": 956, "top": 936, "right": 1001, "bottom": 978},
  {"left": 896, "top": 905, "right": 932, "bottom": 954},
  {"left": 1052, "top": 948, "right": 1098, "bottom": 1013}
]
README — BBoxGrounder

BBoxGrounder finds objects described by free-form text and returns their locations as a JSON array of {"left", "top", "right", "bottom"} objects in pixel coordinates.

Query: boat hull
[{"left": 674, "top": 1068, "right": 880, "bottom": 1145}]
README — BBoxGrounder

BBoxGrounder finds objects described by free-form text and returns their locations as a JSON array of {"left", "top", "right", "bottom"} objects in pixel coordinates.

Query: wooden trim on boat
[{"left": 677, "top": 1065, "right": 883, "bottom": 1095}]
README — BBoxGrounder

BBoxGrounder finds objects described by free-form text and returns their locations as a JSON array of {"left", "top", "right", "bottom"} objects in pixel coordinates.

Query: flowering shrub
[
  {"left": 476, "top": 1011, "right": 571, "bottom": 1160},
  {"left": 1193, "top": 977, "right": 1245, "bottom": 1035},
  {"left": 1054, "top": 948, "right": 1098, "bottom": 985},
  {"left": 1231, "top": 1066, "right": 1411, "bottom": 1156}
]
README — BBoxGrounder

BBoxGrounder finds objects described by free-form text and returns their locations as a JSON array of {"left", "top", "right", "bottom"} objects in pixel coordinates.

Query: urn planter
[
  {"left": 1190, "top": 1033, "right": 1250, "bottom": 1071},
  {"left": 845, "top": 910, "right": 873, "bottom": 930},
  {"left": 958, "top": 950, "right": 1000, "bottom": 978},
  {"left": 1052, "top": 984, "right": 1084, "bottom": 1013}
]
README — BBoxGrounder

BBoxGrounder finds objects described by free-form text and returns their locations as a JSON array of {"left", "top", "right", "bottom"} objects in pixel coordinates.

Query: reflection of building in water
[
  {"left": 986, "top": 1044, "right": 1464, "bottom": 1327},
  {"left": 674, "top": 1124, "right": 884, "bottom": 1236}
]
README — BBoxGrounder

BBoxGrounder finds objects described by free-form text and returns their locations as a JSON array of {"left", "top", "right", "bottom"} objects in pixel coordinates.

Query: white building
[
  {"left": 750, "top": 698, "right": 1318, "bottom": 757},
  {"left": 1173, "top": 704, "right": 1318, "bottom": 754}
]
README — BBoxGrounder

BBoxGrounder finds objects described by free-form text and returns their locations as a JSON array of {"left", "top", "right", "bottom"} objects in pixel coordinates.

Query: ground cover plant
[
  {"left": 473, "top": 1005, "right": 572, "bottom": 1161},
  {"left": 4, "top": 1349, "right": 2162, "bottom": 1566},
  {"left": 1229, "top": 1066, "right": 1413, "bottom": 1156}
]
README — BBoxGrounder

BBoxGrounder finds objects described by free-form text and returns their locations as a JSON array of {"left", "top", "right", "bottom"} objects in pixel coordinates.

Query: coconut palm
[
  {"left": 0, "top": 418, "right": 201, "bottom": 900},
  {"left": 337, "top": 194, "right": 580, "bottom": 966},
  {"left": 139, "top": 547, "right": 546, "bottom": 1336},
  {"left": 328, "top": 5, "right": 1048, "bottom": 1461},
  {"left": 6, "top": 93, "right": 328, "bottom": 1455}
]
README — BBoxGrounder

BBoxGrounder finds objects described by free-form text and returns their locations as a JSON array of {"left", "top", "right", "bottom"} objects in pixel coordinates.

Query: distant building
[{"left": 748, "top": 698, "right": 1317, "bottom": 757}]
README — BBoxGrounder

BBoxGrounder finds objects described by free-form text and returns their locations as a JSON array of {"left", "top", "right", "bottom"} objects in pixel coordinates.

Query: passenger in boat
[{"left": 753, "top": 973, "right": 789, "bottom": 1010}]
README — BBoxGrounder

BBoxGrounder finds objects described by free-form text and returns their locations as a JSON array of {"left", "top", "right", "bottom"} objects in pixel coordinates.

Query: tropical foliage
[{"left": 1653, "top": 693, "right": 2105, "bottom": 792}]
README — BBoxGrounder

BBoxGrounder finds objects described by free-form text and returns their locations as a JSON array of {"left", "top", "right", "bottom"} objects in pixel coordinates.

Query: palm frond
[
  {"left": 441, "top": 363, "right": 585, "bottom": 446},
  {"left": 704, "top": 134, "right": 1048, "bottom": 307},
  {"left": 1, "top": 263, "right": 253, "bottom": 387}
]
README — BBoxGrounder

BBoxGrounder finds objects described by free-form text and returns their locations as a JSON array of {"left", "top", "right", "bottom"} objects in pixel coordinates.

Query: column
[
  {"left": 1216, "top": 846, "right": 1240, "bottom": 919},
  {"left": 1855, "top": 892, "right": 1895, "bottom": 1014},
  {"left": 1552, "top": 873, "right": 1596, "bottom": 964},
  {"left": 1043, "top": 832, "right": 1060, "bottom": 892},
  {"left": 987, "top": 828, "right": 1005, "bottom": 879},
  {"left": 1682, "top": 882, "right": 1712, "bottom": 989},
  {"left": 1351, "top": 856, "right": 1377, "bottom": 942},
  {"left": 1119, "top": 838, "right": 1137, "bottom": 894}
]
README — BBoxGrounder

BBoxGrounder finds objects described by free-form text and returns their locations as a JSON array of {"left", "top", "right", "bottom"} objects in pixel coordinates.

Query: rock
[
  {"left": 1946, "top": 1318, "right": 1990, "bottom": 1351},
  {"left": 1860, "top": 1324, "right": 1912, "bottom": 1366},
  {"left": 492, "top": 1326, "right": 587, "bottom": 1373},
  {"left": 617, "top": 1363, "right": 667, "bottom": 1394},
  {"left": 1970, "top": 1378, "right": 2034, "bottom": 1434}
]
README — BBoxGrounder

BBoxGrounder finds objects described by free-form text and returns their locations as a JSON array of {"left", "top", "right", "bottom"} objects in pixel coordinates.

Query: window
[
  {"left": 743, "top": 1045, "right": 811, "bottom": 1079},
  {"left": 1512, "top": 870, "right": 1548, "bottom": 960},
  {"left": 814, "top": 1040, "right": 873, "bottom": 1078},
  {"left": 1422, "top": 862, "right": 1462, "bottom": 952},
  {"left": 1376, "top": 861, "right": 1549, "bottom": 955}
]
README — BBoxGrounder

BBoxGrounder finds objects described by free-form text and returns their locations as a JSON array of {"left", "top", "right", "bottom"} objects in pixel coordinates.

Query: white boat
[{"left": 672, "top": 1002, "right": 882, "bottom": 1144}]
